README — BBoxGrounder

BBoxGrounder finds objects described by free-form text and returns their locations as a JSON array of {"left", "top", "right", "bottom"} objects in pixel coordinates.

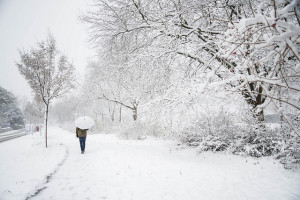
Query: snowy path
[{"left": 1, "top": 127, "right": 300, "bottom": 200}]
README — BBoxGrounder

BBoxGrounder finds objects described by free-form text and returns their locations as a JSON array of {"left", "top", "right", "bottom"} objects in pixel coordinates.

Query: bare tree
[{"left": 16, "top": 33, "right": 75, "bottom": 147}]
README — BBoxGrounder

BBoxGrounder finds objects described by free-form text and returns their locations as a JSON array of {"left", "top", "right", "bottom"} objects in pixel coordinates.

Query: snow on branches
[
  {"left": 80, "top": 0, "right": 300, "bottom": 167},
  {"left": 219, "top": 0, "right": 300, "bottom": 132}
]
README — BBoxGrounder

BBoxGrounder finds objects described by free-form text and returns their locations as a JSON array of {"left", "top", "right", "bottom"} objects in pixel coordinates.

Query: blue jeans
[{"left": 79, "top": 137, "right": 86, "bottom": 152}]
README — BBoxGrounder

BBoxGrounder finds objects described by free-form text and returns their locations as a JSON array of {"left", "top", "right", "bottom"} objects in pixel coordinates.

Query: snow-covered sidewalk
[{"left": 0, "top": 127, "right": 300, "bottom": 200}]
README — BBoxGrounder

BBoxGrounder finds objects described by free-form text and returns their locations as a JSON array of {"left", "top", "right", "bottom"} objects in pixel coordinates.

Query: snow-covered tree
[
  {"left": 0, "top": 86, "right": 25, "bottom": 130},
  {"left": 50, "top": 94, "right": 79, "bottom": 125},
  {"left": 23, "top": 98, "right": 43, "bottom": 125},
  {"left": 218, "top": 0, "right": 300, "bottom": 129},
  {"left": 78, "top": 0, "right": 300, "bottom": 166},
  {"left": 16, "top": 33, "right": 75, "bottom": 147},
  {"left": 81, "top": 36, "right": 170, "bottom": 122},
  {"left": 82, "top": 0, "right": 299, "bottom": 124}
]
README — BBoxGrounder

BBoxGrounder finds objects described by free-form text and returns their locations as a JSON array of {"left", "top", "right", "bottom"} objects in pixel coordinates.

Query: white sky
[{"left": 0, "top": 0, "right": 95, "bottom": 100}]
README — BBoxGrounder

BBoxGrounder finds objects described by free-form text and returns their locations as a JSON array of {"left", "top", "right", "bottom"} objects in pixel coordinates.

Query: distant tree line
[{"left": 0, "top": 86, "right": 24, "bottom": 130}]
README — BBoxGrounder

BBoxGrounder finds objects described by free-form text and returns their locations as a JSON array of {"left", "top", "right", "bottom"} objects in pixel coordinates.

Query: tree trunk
[
  {"left": 254, "top": 85, "right": 265, "bottom": 121},
  {"left": 255, "top": 109, "right": 264, "bottom": 121},
  {"left": 242, "top": 83, "right": 266, "bottom": 121},
  {"left": 111, "top": 110, "right": 115, "bottom": 122},
  {"left": 133, "top": 106, "right": 137, "bottom": 121},
  {"left": 108, "top": 102, "right": 115, "bottom": 122},
  {"left": 119, "top": 104, "right": 122, "bottom": 122},
  {"left": 45, "top": 104, "right": 49, "bottom": 148}
]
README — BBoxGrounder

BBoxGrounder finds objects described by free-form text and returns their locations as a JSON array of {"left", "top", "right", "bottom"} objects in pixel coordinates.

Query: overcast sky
[{"left": 0, "top": 0, "right": 95, "bottom": 100}]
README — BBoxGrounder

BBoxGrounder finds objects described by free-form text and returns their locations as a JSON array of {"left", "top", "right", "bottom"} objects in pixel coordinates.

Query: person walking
[
  {"left": 75, "top": 116, "right": 94, "bottom": 154},
  {"left": 76, "top": 127, "right": 88, "bottom": 154}
]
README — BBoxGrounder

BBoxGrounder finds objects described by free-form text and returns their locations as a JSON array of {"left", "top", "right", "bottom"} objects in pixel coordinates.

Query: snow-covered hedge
[{"left": 179, "top": 114, "right": 300, "bottom": 169}]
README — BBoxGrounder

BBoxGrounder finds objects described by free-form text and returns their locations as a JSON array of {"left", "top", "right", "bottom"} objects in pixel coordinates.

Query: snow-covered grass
[
  {"left": 0, "top": 127, "right": 300, "bottom": 200},
  {"left": 0, "top": 130, "right": 67, "bottom": 200}
]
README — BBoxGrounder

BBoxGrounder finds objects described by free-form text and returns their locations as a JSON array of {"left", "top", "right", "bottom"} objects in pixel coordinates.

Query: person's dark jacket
[{"left": 76, "top": 128, "right": 87, "bottom": 137}]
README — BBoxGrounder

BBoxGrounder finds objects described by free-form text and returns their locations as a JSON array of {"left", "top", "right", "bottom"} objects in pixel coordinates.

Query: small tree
[{"left": 17, "top": 33, "right": 75, "bottom": 147}]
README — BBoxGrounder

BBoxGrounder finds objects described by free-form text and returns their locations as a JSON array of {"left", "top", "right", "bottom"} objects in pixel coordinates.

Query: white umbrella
[{"left": 75, "top": 116, "right": 94, "bottom": 130}]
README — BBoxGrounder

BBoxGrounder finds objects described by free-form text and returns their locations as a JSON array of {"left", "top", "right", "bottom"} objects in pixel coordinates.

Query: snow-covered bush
[
  {"left": 118, "top": 121, "right": 167, "bottom": 140},
  {"left": 118, "top": 122, "right": 147, "bottom": 140},
  {"left": 179, "top": 114, "right": 300, "bottom": 169},
  {"left": 179, "top": 108, "right": 251, "bottom": 149}
]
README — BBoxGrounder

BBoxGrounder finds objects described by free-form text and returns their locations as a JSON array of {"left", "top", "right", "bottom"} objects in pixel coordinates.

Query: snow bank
[{"left": 0, "top": 131, "right": 67, "bottom": 200}]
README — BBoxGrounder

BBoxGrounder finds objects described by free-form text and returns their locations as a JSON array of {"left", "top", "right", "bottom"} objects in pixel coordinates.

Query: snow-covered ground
[{"left": 0, "top": 127, "right": 299, "bottom": 200}]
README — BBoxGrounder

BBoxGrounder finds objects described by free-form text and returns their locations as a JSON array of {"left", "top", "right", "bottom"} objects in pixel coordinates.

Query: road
[{"left": 0, "top": 129, "right": 26, "bottom": 142}]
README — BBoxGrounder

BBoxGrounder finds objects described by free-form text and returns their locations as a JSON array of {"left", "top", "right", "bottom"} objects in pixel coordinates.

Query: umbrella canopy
[{"left": 75, "top": 116, "right": 94, "bottom": 130}]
